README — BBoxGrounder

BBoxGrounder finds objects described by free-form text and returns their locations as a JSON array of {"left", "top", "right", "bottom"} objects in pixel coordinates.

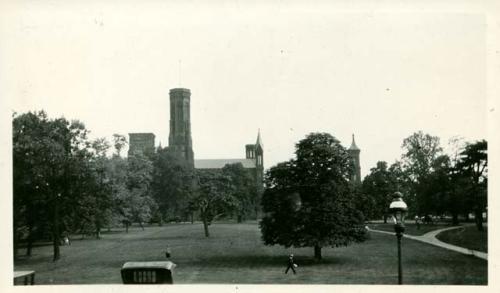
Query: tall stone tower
[
  {"left": 348, "top": 134, "right": 361, "bottom": 184},
  {"left": 168, "top": 88, "right": 194, "bottom": 168}
]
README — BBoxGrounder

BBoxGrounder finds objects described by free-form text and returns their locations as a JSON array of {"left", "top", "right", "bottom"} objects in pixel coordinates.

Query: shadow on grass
[
  {"left": 98, "top": 230, "right": 128, "bottom": 235},
  {"left": 15, "top": 254, "right": 56, "bottom": 266},
  {"left": 436, "top": 226, "right": 488, "bottom": 253},
  {"left": 124, "top": 234, "right": 208, "bottom": 242},
  {"left": 184, "top": 254, "right": 348, "bottom": 268}
]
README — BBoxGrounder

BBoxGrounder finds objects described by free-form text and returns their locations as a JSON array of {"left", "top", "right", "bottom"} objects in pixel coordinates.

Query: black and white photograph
[{"left": 1, "top": 0, "right": 498, "bottom": 290}]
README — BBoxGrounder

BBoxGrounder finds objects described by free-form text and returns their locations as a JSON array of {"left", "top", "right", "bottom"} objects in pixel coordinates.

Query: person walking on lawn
[{"left": 285, "top": 254, "right": 298, "bottom": 274}]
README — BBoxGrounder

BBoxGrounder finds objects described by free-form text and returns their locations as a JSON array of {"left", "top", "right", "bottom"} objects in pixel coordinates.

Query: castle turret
[
  {"left": 255, "top": 129, "right": 264, "bottom": 169},
  {"left": 348, "top": 134, "right": 361, "bottom": 184},
  {"left": 245, "top": 144, "right": 256, "bottom": 159}
]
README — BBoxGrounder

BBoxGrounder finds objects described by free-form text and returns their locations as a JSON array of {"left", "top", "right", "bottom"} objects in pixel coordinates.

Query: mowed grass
[
  {"left": 368, "top": 223, "right": 452, "bottom": 236},
  {"left": 436, "top": 226, "right": 488, "bottom": 253},
  {"left": 14, "top": 222, "right": 487, "bottom": 285}
]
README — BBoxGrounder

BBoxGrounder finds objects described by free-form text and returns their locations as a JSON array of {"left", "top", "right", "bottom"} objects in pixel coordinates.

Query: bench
[
  {"left": 121, "top": 261, "right": 176, "bottom": 284},
  {"left": 14, "top": 271, "right": 35, "bottom": 285}
]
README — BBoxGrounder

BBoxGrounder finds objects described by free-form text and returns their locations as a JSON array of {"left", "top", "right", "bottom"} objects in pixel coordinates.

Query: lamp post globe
[
  {"left": 389, "top": 191, "right": 407, "bottom": 285},
  {"left": 390, "top": 191, "right": 408, "bottom": 233}
]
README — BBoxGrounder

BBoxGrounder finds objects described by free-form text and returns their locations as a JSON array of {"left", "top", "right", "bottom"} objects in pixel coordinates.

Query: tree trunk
[
  {"left": 53, "top": 235, "right": 60, "bottom": 261},
  {"left": 52, "top": 200, "right": 60, "bottom": 262},
  {"left": 79, "top": 223, "right": 86, "bottom": 239},
  {"left": 125, "top": 222, "right": 129, "bottom": 233},
  {"left": 452, "top": 212, "right": 459, "bottom": 225},
  {"left": 383, "top": 214, "right": 388, "bottom": 224},
  {"left": 13, "top": 228, "right": 19, "bottom": 261},
  {"left": 237, "top": 214, "right": 243, "bottom": 223},
  {"left": 26, "top": 224, "right": 34, "bottom": 257},
  {"left": 26, "top": 238, "right": 33, "bottom": 257},
  {"left": 202, "top": 218, "right": 210, "bottom": 237},
  {"left": 475, "top": 209, "right": 484, "bottom": 231},
  {"left": 314, "top": 245, "right": 322, "bottom": 261},
  {"left": 95, "top": 218, "right": 101, "bottom": 239}
]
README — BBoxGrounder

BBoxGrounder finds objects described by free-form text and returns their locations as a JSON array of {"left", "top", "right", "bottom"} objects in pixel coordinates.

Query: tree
[
  {"left": 193, "top": 171, "right": 238, "bottom": 237},
  {"left": 13, "top": 111, "right": 96, "bottom": 261},
  {"left": 151, "top": 147, "right": 194, "bottom": 223},
  {"left": 13, "top": 111, "right": 50, "bottom": 258},
  {"left": 112, "top": 134, "right": 127, "bottom": 157},
  {"left": 72, "top": 138, "right": 113, "bottom": 239},
  {"left": 123, "top": 152, "right": 155, "bottom": 231},
  {"left": 222, "top": 163, "right": 257, "bottom": 223},
  {"left": 402, "top": 131, "right": 442, "bottom": 181},
  {"left": 401, "top": 131, "right": 442, "bottom": 215},
  {"left": 361, "top": 161, "right": 396, "bottom": 222},
  {"left": 456, "top": 140, "right": 487, "bottom": 230},
  {"left": 106, "top": 154, "right": 129, "bottom": 229},
  {"left": 445, "top": 137, "right": 467, "bottom": 225},
  {"left": 419, "top": 155, "right": 452, "bottom": 217},
  {"left": 260, "top": 133, "right": 366, "bottom": 260}
]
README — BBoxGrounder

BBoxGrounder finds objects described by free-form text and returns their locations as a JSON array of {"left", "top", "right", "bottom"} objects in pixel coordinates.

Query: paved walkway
[{"left": 367, "top": 225, "right": 487, "bottom": 260}]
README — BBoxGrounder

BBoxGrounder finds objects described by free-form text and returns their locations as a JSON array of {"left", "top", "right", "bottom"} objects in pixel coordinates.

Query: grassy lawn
[
  {"left": 14, "top": 222, "right": 487, "bottom": 285},
  {"left": 436, "top": 226, "right": 488, "bottom": 253},
  {"left": 368, "top": 223, "right": 452, "bottom": 236}
]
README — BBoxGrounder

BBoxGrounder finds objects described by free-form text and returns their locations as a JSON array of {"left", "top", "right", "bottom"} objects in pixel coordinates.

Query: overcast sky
[{"left": 1, "top": 1, "right": 487, "bottom": 178}]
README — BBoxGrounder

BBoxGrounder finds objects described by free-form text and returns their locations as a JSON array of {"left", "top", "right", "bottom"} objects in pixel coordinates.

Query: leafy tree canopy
[
  {"left": 193, "top": 170, "right": 238, "bottom": 237},
  {"left": 222, "top": 163, "right": 258, "bottom": 222},
  {"left": 260, "top": 133, "right": 366, "bottom": 260}
]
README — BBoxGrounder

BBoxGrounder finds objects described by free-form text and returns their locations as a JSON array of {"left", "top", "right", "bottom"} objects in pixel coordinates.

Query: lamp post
[{"left": 389, "top": 191, "right": 407, "bottom": 285}]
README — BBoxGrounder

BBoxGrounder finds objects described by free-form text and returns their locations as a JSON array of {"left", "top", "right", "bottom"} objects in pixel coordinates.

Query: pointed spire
[
  {"left": 349, "top": 134, "right": 360, "bottom": 151},
  {"left": 256, "top": 128, "right": 263, "bottom": 147}
]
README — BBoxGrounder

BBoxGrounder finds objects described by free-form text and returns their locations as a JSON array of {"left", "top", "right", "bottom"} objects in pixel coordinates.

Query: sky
[{"left": 1, "top": 1, "right": 488, "bottom": 178}]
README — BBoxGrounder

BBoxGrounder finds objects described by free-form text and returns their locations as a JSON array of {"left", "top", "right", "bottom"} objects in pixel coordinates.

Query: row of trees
[
  {"left": 13, "top": 111, "right": 259, "bottom": 261},
  {"left": 13, "top": 110, "right": 487, "bottom": 263},
  {"left": 14, "top": 111, "right": 105, "bottom": 261},
  {"left": 359, "top": 131, "right": 487, "bottom": 230},
  {"left": 259, "top": 131, "right": 487, "bottom": 261}
]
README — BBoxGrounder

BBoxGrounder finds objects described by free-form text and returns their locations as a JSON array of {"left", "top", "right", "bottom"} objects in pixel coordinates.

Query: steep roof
[
  {"left": 194, "top": 158, "right": 256, "bottom": 169},
  {"left": 256, "top": 129, "right": 263, "bottom": 148},
  {"left": 349, "top": 134, "right": 360, "bottom": 151}
]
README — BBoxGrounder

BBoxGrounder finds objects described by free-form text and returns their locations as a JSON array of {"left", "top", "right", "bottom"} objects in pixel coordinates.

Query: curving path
[{"left": 367, "top": 225, "right": 487, "bottom": 260}]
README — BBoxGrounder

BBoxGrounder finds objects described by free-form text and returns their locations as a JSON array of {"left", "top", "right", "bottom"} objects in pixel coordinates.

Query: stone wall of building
[{"left": 128, "top": 133, "right": 155, "bottom": 157}]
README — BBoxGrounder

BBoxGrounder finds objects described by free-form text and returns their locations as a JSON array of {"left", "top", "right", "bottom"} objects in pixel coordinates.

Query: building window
[{"left": 183, "top": 100, "right": 189, "bottom": 120}]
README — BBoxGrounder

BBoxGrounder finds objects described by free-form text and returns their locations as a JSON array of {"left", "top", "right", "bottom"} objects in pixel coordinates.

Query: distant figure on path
[
  {"left": 285, "top": 254, "right": 297, "bottom": 274},
  {"left": 165, "top": 247, "right": 171, "bottom": 259},
  {"left": 415, "top": 215, "right": 420, "bottom": 230},
  {"left": 63, "top": 236, "right": 71, "bottom": 246},
  {"left": 424, "top": 214, "right": 434, "bottom": 225}
]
